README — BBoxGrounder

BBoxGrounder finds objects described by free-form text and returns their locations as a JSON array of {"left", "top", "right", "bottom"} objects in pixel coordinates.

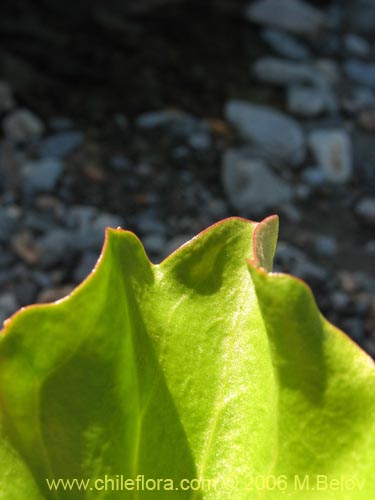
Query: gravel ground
[{"left": 0, "top": 0, "right": 374, "bottom": 356}]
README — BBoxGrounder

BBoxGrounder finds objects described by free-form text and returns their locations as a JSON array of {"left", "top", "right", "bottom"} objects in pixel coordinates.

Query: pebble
[
  {"left": 331, "top": 291, "right": 350, "bottom": 312},
  {"left": 37, "top": 285, "right": 75, "bottom": 304},
  {"left": 0, "top": 81, "right": 15, "bottom": 112},
  {"left": 188, "top": 131, "right": 211, "bottom": 151},
  {"left": 39, "top": 131, "right": 83, "bottom": 158},
  {"left": 3, "top": 109, "right": 45, "bottom": 143},
  {"left": 163, "top": 235, "right": 195, "bottom": 258},
  {"left": 261, "top": 29, "right": 311, "bottom": 60},
  {"left": 253, "top": 57, "right": 317, "bottom": 85},
  {"left": 38, "top": 229, "right": 73, "bottom": 267},
  {"left": 21, "top": 158, "right": 64, "bottom": 194},
  {"left": 314, "top": 235, "right": 338, "bottom": 257},
  {"left": 73, "top": 213, "right": 124, "bottom": 251},
  {"left": 252, "top": 57, "right": 336, "bottom": 113},
  {"left": 246, "top": 0, "right": 327, "bottom": 36},
  {"left": 12, "top": 231, "right": 40, "bottom": 265},
  {"left": 73, "top": 251, "right": 99, "bottom": 282},
  {"left": 355, "top": 198, "right": 375, "bottom": 226},
  {"left": 110, "top": 155, "right": 132, "bottom": 172},
  {"left": 0, "top": 207, "right": 19, "bottom": 242},
  {"left": 341, "top": 86, "right": 374, "bottom": 114},
  {"left": 308, "top": 130, "right": 353, "bottom": 183},
  {"left": 301, "top": 166, "right": 326, "bottom": 187},
  {"left": 15, "top": 278, "right": 38, "bottom": 306},
  {"left": 344, "top": 59, "right": 375, "bottom": 88},
  {"left": 342, "top": 318, "right": 365, "bottom": 344},
  {"left": 222, "top": 150, "right": 293, "bottom": 214},
  {"left": 287, "top": 85, "right": 327, "bottom": 117},
  {"left": 225, "top": 100, "right": 305, "bottom": 167},
  {"left": 344, "top": 34, "right": 371, "bottom": 58},
  {"left": 136, "top": 110, "right": 197, "bottom": 137},
  {"left": 142, "top": 233, "right": 167, "bottom": 257},
  {"left": 0, "top": 292, "right": 19, "bottom": 324}
]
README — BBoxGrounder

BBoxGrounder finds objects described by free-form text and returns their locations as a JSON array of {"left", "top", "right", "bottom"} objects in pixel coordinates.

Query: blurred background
[{"left": 0, "top": 0, "right": 374, "bottom": 356}]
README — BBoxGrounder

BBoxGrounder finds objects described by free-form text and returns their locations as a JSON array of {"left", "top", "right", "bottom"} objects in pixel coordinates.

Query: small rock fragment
[
  {"left": 261, "top": 29, "right": 311, "bottom": 60},
  {"left": 308, "top": 130, "right": 352, "bottom": 183},
  {"left": 344, "top": 34, "right": 371, "bottom": 58},
  {"left": 39, "top": 131, "right": 83, "bottom": 158},
  {"left": 246, "top": 0, "right": 327, "bottom": 36},
  {"left": 355, "top": 198, "right": 375, "bottom": 226},
  {"left": 225, "top": 101, "right": 305, "bottom": 167},
  {"left": 21, "top": 158, "right": 64, "bottom": 194},
  {"left": 222, "top": 150, "right": 293, "bottom": 214},
  {"left": 287, "top": 85, "right": 326, "bottom": 117},
  {"left": 3, "top": 109, "right": 44, "bottom": 143},
  {"left": 344, "top": 59, "right": 375, "bottom": 88}
]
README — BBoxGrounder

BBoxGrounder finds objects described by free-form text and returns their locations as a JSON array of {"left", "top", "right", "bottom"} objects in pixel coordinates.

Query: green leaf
[{"left": 0, "top": 216, "right": 374, "bottom": 499}]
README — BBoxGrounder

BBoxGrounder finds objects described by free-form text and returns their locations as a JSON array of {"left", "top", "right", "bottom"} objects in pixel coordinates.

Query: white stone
[
  {"left": 225, "top": 100, "right": 305, "bottom": 167},
  {"left": 308, "top": 130, "right": 353, "bottom": 183},
  {"left": 222, "top": 150, "right": 293, "bottom": 214},
  {"left": 246, "top": 0, "right": 327, "bottom": 36}
]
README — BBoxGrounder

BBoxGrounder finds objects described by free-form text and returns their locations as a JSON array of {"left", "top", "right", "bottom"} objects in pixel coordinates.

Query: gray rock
[
  {"left": 0, "top": 81, "right": 14, "bottom": 112},
  {"left": 314, "top": 235, "right": 338, "bottom": 257},
  {"left": 253, "top": 57, "right": 317, "bottom": 85},
  {"left": 222, "top": 150, "right": 293, "bottom": 214},
  {"left": 342, "top": 318, "right": 365, "bottom": 343},
  {"left": 163, "top": 235, "right": 195, "bottom": 258},
  {"left": 344, "top": 34, "right": 371, "bottom": 58},
  {"left": 73, "top": 212, "right": 124, "bottom": 251},
  {"left": 136, "top": 213, "right": 167, "bottom": 235},
  {"left": 225, "top": 100, "right": 305, "bottom": 167},
  {"left": 331, "top": 291, "right": 350, "bottom": 312},
  {"left": 142, "top": 233, "right": 167, "bottom": 257},
  {"left": 39, "top": 131, "right": 83, "bottom": 159},
  {"left": 0, "top": 292, "right": 19, "bottom": 324},
  {"left": 21, "top": 158, "right": 64, "bottom": 194},
  {"left": 188, "top": 131, "right": 211, "bottom": 151},
  {"left": 355, "top": 198, "right": 375, "bottom": 226},
  {"left": 38, "top": 229, "right": 74, "bottom": 267},
  {"left": 252, "top": 58, "right": 337, "bottom": 113},
  {"left": 314, "top": 59, "right": 341, "bottom": 86},
  {"left": 66, "top": 205, "right": 97, "bottom": 229},
  {"left": 246, "top": 0, "right": 327, "bottom": 36},
  {"left": 293, "top": 259, "right": 327, "bottom": 285},
  {"left": 136, "top": 110, "right": 197, "bottom": 137},
  {"left": 341, "top": 86, "right": 374, "bottom": 114},
  {"left": 0, "top": 207, "right": 19, "bottom": 242},
  {"left": 110, "top": 155, "right": 132, "bottom": 172},
  {"left": 73, "top": 252, "right": 99, "bottom": 282},
  {"left": 344, "top": 60, "right": 375, "bottom": 88},
  {"left": 261, "top": 29, "right": 311, "bottom": 60},
  {"left": 287, "top": 85, "right": 327, "bottom": 117},
  {"left": 15, "top": 278, "right": 38, "bottom": 306},
  {"left": 3, "top": 109, "right": 44, "bottom": 143},
  {"left": 308, "top": 130, "right": 353, "bottom": 183}
]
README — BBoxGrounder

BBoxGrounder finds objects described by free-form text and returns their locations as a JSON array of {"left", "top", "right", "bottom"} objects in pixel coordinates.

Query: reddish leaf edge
[{"left": 0, "top": 214, "right": 373, "bottom": 368}]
